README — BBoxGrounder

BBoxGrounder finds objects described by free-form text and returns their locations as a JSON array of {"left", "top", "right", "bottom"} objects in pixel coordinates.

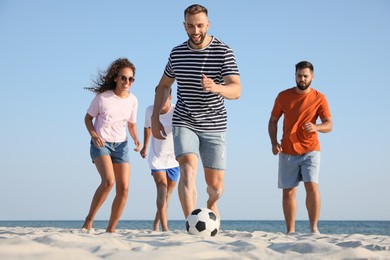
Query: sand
[{"left": 0, "top": 227, "right": 389, "bottom": 259}]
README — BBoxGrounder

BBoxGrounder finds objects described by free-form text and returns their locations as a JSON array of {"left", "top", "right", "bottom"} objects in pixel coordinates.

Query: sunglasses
[{"left": 120, "top": 75, "right": 135, "bottom": 83}]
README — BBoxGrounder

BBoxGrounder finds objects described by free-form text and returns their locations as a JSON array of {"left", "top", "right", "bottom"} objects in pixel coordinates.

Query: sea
[{"left": 0, "top": 220, "right": 389, "bottom": 236}]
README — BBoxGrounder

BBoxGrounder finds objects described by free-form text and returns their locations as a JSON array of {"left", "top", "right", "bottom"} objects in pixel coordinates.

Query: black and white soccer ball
[{"left": 186, "top": 208, "right": 220, "bottom": 236}]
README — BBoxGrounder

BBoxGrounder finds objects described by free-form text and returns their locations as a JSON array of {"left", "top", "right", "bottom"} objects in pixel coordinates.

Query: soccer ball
[{"left": 186, "top": 208, "right": 220, "bottom": 236}]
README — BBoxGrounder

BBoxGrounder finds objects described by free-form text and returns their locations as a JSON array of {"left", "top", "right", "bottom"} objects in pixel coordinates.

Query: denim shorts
[
  {"left": 278, "top": 151, "right": 320, "bottom": 189},
  {"left": 173, "top": 126, "right": 227, "bottom": 170},
  {"left": 90, "top": 140, "right": 129, "bottom": 164},
  {"left": 151, "top": 166, "right": 180, "bottom": 182}
]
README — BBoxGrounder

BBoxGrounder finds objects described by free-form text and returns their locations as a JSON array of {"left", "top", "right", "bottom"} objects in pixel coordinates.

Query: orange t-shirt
[{"left": 271, "top": 87, "right": 331, "bottom": 155}]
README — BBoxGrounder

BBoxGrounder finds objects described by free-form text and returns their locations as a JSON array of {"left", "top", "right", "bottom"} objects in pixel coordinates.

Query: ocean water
[{"left": 0, "top": 220, "right": 389, "bottom": 236}]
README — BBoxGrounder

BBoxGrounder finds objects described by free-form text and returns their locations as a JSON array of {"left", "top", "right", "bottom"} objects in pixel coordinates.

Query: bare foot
[{"left": 82, "top": 218, "right": 93, "bottom": 230}]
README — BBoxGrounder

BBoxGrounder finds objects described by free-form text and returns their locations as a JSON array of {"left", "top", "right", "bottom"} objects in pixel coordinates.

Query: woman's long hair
[{"left": 85, "top": 58, "right": 136, "bottom": 93}]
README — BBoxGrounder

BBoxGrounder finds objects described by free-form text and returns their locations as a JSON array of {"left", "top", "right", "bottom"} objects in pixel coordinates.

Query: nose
[{"left": 193, "top": 26, "right": 200, "bottom": 34}]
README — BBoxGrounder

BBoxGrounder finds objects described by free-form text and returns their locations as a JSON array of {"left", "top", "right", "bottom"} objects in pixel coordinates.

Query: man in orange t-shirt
[{"left": 268, "top": 61, "right": 332, "bottom": 235}]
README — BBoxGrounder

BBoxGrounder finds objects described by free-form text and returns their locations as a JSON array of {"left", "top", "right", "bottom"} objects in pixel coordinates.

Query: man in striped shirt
[{"left": 151, "top": 4, "right": 242, "bottom": 222}]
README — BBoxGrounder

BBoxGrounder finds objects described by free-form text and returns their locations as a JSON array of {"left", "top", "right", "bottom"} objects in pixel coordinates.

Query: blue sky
[{"left": 1, "top": 0, "right": 389, "bottom": 222}]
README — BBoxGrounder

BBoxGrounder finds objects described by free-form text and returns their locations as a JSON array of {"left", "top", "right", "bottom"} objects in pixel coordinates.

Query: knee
[
  {"left": 283, "top": 188, "right": 296, "bottom": 200},
  {"left": 157, "top": 182, "right": 168, "bottom": 195},
  {"left": 207, "top": 185, "right": 224, "bottom": 200},
  {"left": 305, "top": 183, "right": 319, "bottom": 194},
  {"left": 102, "top": 179, "right": 115, "bottom": 191},
  {"left": 179, "top": 164, "right": 196, "bottom": 183},
  {"left": 116, "top": 185, "right": 129, "bottom": 197},
  {"left": 181, "top": 163, "right": 196, "bottom": 175}
]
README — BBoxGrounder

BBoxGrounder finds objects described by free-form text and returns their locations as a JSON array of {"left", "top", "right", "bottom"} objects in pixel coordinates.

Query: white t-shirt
[
  {"left": 87, "top": 90, "right": 138, "bottom": 142},
  {"left": 144, "top": 104, "right": 179, "bottom": 169}
]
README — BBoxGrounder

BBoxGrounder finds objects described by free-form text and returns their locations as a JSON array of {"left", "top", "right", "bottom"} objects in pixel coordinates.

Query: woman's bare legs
[
  {"left": 106, "top": 162, "right": 130, "bottom": 233},
  {"left": 82, "top": 155, "right": 115, "bottom": 230}
]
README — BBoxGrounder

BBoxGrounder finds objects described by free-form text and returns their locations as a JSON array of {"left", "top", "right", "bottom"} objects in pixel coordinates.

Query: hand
[
  {"left": 201, "top": 74, "right": 218, "bottom": 93},
  {"left": 272, "top": 143, "right": 283, "bottom": 155},
  {"left": 151, "top": 117, "right": 167, "bottom": 140},
  {"left": 303, "top": 122, "right": 317, "bottom": 133},
  {"left": 92, "top": 136, "right": 105, "bottom": 148},
  {"left": 140, "top": 147, "right": 147, "bottom": 158},
  {"left": 133, "top": 140, "right": 141, "bottom": 152}
]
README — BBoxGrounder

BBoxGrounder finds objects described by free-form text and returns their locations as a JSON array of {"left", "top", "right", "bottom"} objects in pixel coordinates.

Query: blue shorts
[
  {"left": 90, "top": 140, "right": 129, "bottom": 164},
  {"left": 173, "top": 126, "right": 227, "bottom": 170},
  {"left": 278, "top": 151, "right": 320, "bottom": 189},
  {"left": 151, "top": 166, "right": 180, "bottom": 182}
]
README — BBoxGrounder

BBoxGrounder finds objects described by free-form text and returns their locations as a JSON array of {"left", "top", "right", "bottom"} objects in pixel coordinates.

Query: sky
[{"left": 1, "top": 0, "right": 389, "bottom": 222}]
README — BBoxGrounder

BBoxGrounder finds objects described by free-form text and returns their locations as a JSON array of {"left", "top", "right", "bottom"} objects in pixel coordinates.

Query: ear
[{"left": 114, "top": 74, "right": 120, "bottom": 83}]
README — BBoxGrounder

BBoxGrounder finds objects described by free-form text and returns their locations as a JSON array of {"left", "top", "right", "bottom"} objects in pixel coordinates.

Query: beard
[
  {"left": 187, "top": 33, "right": 206, "bottom": 46},
  {"left": 296, "top": 80, "right": 312, "bottom": 91}
]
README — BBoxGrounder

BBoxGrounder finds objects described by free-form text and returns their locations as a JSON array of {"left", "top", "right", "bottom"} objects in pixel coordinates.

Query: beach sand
[{"left": 0, "top": 227, "right": 389, "bottom": 259}]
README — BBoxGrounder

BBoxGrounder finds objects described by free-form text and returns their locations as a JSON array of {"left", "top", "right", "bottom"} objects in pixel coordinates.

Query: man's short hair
[
  {"left": 295, "top": 61, "right": 314, "bottom": 72},
  {"left": 184, "top": 4, "right": 208, "bottom": 18}
]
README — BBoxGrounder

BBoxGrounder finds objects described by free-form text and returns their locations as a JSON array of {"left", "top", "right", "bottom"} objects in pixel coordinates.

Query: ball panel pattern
[{"left": 185, "top": 208, "right": 220, "bottom": 236}]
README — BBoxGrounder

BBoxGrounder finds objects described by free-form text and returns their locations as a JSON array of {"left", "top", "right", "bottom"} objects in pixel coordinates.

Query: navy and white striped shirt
[{"left": 164, "top": 37, "right": 240, "bottom": 132}]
